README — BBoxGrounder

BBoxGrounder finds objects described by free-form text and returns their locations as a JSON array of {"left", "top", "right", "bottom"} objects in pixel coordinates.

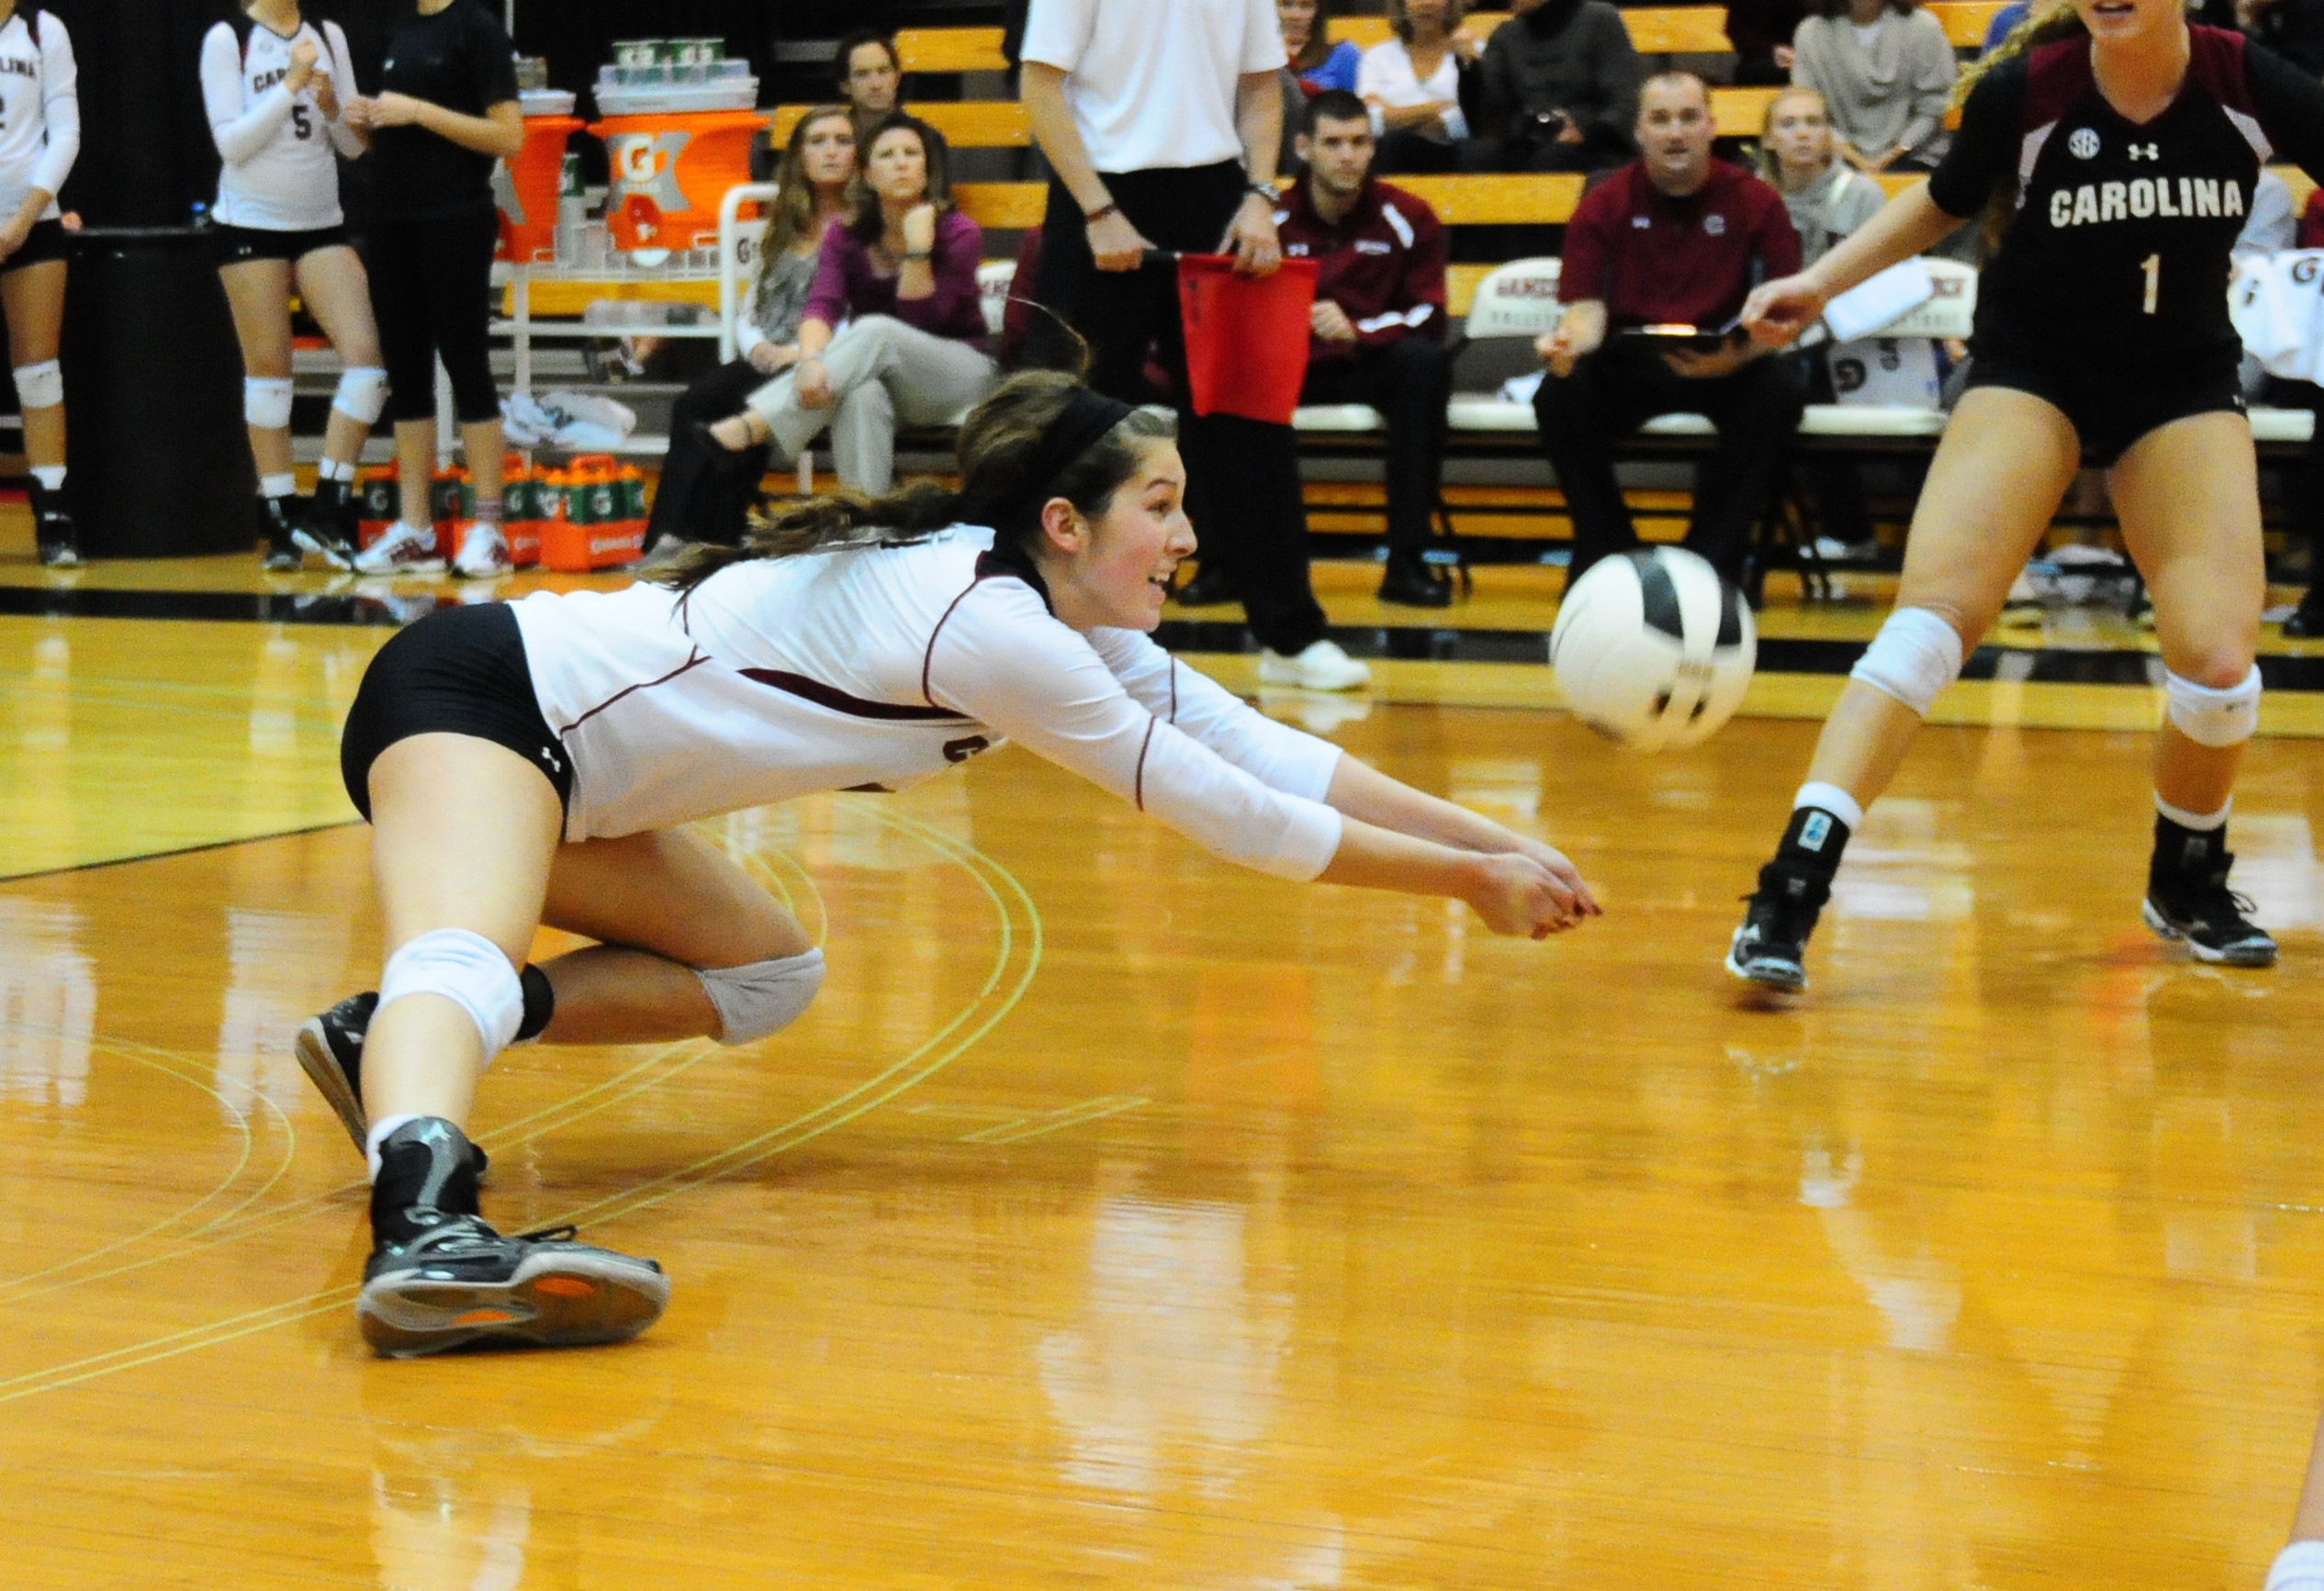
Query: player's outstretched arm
[
  {"left": 1742, "top": 183, "right": 1959, "bottom": 348},
  {"left": 1319, "top": 818, "right": 1591, "bottom": 938},
  {"left": 1322, "top": 756, "right": 1600, "bottom": 929}
]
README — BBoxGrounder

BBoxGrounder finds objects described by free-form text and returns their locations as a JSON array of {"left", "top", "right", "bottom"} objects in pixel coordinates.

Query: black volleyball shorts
[
  {"left": 340, "top": 602, "right": 574, "bottom": 823},
  {"left": 1962, "top": 343, "right": 2247, "bottom": 468}
]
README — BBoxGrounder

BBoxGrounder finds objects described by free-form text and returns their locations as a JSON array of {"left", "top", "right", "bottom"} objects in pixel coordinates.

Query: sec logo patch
[{"left": 2069, "top": 127, "right": 2100, "bottom": 159}]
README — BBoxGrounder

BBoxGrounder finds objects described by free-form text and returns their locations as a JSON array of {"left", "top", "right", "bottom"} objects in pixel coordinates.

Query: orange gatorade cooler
[
  {"left": 591, "top": 110, "right": 767, "bottom": 252},
  {"left": 500, "top": 454, "right": 542, "bottom": 566},
  {"left": 430, "top": 465, "right": 473, "bottom": 561},
  {"left": 354, "top": 466, "right": 399, "bottom": 548},
  {"left": 495, "top": 114, "right": 581, "bottom": 263}
]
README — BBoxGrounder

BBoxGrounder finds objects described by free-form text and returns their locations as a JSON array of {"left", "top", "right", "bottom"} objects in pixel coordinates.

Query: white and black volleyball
[{"left": 1549, "top": 547, "right": 1756, "bottom": 751}]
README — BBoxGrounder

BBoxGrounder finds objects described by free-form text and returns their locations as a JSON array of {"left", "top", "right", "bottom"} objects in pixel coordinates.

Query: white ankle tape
[
  {"left": 2155, "top": 792, "right": 2229, "bottom": 831},
  {"left": 2267, "top": 1541, "right": 2324, "bottom": 1591},
  {"left": 2165, "top": 665, "right": 2261, "bottom": 747},
  {"left": 332, "top": 365, "right": 387, "bottom": 425},
  {"left": 696, "top": 947, "right": 825, "bottom": 1045},
  {"left": 1793, "top": 780, "right": 1864, "bottom": 833},
  {"left": 12, "top": 359, "right": 61, "bottom": 410},
  {"left": 244, "top": 375, "right": 294, "bottom": 430},
  {"left": 1849, "top": 607, "right": 1964, "bottom": 717},
  {"left": 378, "top": 929, "right": 524, "bottom": 1060}
]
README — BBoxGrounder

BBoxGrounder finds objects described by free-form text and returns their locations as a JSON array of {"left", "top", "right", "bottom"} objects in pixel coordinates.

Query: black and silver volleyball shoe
[{"left": 1725, "top": 864, "right": 1831, "bottom": 992}]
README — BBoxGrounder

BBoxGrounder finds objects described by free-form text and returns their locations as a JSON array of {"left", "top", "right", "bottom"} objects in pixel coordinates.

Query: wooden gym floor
[{"left": 6, "top": 521, "right": 2324, "bottom": 1585}]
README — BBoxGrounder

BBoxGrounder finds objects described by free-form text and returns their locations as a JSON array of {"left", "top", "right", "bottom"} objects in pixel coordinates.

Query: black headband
[{"left": 964, "top": 388, "right": 1138, "bottom": 541}]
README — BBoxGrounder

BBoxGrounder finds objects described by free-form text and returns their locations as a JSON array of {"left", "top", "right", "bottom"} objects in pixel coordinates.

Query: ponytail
[
  {"left": 657, "top": 479, "right": 964, "bottom": 594},
  {"left": 1952, "top": 0, "right": 2085, "bottom": 109}
]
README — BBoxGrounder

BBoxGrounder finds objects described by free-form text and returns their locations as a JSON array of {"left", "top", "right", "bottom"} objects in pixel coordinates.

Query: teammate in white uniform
[
  {"left": 0, "top": 4, "right": 79, "bottom": 566},
  {"left": 295, "top": 371, "right": 1600, "bottom": 1358},
  {"left": 201, "top": 0, "right": 382, "bottom": 571}
]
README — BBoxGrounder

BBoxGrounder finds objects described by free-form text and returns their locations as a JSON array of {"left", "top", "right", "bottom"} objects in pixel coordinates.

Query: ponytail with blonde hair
[{"left": 1951, "top": 0, "right": 2087, "bottom": 110}]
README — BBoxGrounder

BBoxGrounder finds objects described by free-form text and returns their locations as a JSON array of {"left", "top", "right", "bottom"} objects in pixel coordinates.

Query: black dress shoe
[
  {"left": 2284, "top": 601, "right": 2324, "bottom": 639},
  {"left": 1377, "top": 554, "right": 1453, "bottom": 608},
  {"left": 1173, "top": 561, "right": 1239, "bottom": 606}
]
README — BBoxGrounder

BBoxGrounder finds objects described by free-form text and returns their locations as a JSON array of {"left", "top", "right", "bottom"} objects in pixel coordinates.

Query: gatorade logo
[
  {"left": 1799, "top": 812, "right": 1832, "bottom": 852},
  {"left": 607, "top": 130, "right": 692, "bottom": 211}
]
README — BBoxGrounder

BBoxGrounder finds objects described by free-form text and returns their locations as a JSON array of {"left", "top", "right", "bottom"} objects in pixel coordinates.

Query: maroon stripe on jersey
[
  {"left": 739, "top": 667, "right": 972, "bottom": 722},
  {"left": 1133, "top": 718, "right": 1157, "bottom": 812},
  {"left": 2190, "top": 25, "right": 2256, "bottom": 118},
  {"left": 2024, "top": 37, "right": 2094, "bottom": 130},
  {"left": 556, "top": 650, "right": 710, "bottom": 735}
]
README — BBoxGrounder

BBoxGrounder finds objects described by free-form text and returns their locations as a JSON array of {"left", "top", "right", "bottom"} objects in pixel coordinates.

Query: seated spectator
[
  {"left": 1465, "top": 0, "right": 1640, "bottom": 174},
  {"left": 835, "top": 28, "right": 903, "bottom": 152},
  {"left": 1357, "top": 0, "right": 1477, "bottom": 175},
  {"left": 1283, "top": 0, "right": 1362, "bottom": 94},
  {"left": 1761, "top": 87, "right": 1885, "bottom": 554},
  {"left": 1790, "top": 0, "right": 1957, "bottom": 175},
  {"left": 1727, "top": 0, "right": 1808, "bottom": 86},
  {"left": 701, "top": 115, "right": 996, "bottom": 496},
  {"left": 1278, "top": 90, "right": 1456, "bottom": 607},
  {"left": 1532, "top": 72, "right": 1805, "bottom": 587},
  {"left": 646, "top": 106, "right": 856, "bottom": 558},
  {"left": 1759, "top": 87, "right": 1883, "bottom": 266}
]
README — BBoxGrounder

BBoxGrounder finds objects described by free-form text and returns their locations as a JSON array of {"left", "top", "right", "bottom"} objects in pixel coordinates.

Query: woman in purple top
[{"left": 703, "top": 113, "right": 995, "bottom": 494}]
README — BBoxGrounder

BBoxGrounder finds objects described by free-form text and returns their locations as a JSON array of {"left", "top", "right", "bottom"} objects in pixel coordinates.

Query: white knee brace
[
  {"left": 696, "top": 947, "right": 825, "bottom": 1045},
  {"left": 243, "top": 375, "right": 294, "bottom": 431},
  {"left": 1849, "top": 607, "right": 1965, "bottom": 716},
  {"left": 12, "top": 358, "right": 61, "bottom": 411},
  {"left": 379, "top": 928, "right": 525, "bottom": 1062},
  {"left": 332, "top": 365, "right": 387, "bottom": 426},
  {"left": 2165, "top": 665, "right": 2262, "bottom": 747}
]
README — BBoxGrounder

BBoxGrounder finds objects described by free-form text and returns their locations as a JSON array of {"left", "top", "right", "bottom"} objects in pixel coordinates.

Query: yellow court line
[
  {"left": 0, "top": 797, "right": 1043, "bottom": 1403},
  {"left": 960, "top": 1094, "right": 1152, "bottom": 1146}
]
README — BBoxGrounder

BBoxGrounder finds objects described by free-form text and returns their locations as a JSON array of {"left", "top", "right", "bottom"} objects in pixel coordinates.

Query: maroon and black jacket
[{"left": 1274, "top": 175, "right": 1449, "bottom": 364}]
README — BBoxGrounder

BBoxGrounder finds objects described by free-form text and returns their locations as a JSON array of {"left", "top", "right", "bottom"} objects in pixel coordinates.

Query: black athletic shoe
[
  {"left": 29, "top": 479, "right": 77, "bottom": 567},
  {"left": 359, "top": 1213, "right": 671, "bottom": 1358},
  {"left": 1377, "top": 553, "right": 1454, "bottom": 608},
  {"left": 294, "top": 992, "right": 490, "bottom": 1179},
  {"left": 2143, "top": 868, "right": 2277, "bottom": 967},
  {"left": 294, "top": 477, "right": 359, "bottom": 569},
  {"left": 260, "top": 496, "right": 304, "bottom": 571},
  {"left": 1725, "top": 865, "right": 1831, "bottom": 991}
]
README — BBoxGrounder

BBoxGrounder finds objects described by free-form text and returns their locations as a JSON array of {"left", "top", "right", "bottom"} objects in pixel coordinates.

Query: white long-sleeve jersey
[
  {"left": 200, "top": 18, "right": 361, "bottom": 230},
  {"left": 0, "top": 11, "right": 75, "bottom": 224},
  {"left": 507, "top": 527, "right": 1348, "bottom": 879}
]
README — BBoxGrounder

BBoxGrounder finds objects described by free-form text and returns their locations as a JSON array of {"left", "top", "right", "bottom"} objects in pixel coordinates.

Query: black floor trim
[
  {"left": 0, "top": 819, "right": 364, "bottom": 885},
  {"left": 0, "top": 585, "right": 451, "bottom": 626}
]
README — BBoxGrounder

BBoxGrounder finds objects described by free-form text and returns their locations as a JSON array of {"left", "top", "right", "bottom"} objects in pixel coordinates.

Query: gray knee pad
[
  {"left": 244, "top": 375, "right": 294, "bottom": 430},
  {"left": 1848, "top": 607, "right": 1965, "bottom": 716},
  {"left": 2165, "top": 665, "right": 2261, "bottom": 747},
  {"left": 332, "top": 365, "right": 387, "bottom": 425},
  {"left": 696, "top": 947, "right": 825, "bottom": 1045}
]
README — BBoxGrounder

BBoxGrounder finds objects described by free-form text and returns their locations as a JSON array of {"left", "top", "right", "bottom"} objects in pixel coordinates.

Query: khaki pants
[{"left": 745, "top": 314, "right": 997, "bottom": 495}]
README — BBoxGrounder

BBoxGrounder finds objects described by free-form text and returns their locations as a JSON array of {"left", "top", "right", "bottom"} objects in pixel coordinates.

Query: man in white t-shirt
[{"left": 1019, "top": 0, "right": 1371, "bottom": 691}]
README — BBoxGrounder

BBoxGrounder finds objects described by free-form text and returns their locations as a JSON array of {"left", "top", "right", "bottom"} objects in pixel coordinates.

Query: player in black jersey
[{"left": 1722, "top": 0, "right": 2324, "bottom": 992}]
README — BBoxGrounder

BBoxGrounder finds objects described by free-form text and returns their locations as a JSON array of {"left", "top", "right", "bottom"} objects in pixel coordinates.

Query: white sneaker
[
  {"left": 1257, "top": 638, "right": 1371, "bottom": 692},
  {"left": 352, "top": 521, "right": 446, "bottom": 576},
  {"left": 452, "top": 522, "right": 511, "bottom": 580}
]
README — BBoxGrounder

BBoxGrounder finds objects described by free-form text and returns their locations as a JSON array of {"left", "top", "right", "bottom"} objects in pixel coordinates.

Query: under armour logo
[
  {"left": 539, "top": 746, "right": 562, "bottom": 771},
  {"left": 2068, "top": 128, "right": 2100, "bottom": 159},
  {"left": 1632, "top": 215, "right": 1651, "bottom": 229},
  {"left": 2128, "top": 142, "right": 2161, "bottom": 161},
  {"left": 1704, "top": 213, "right": 1727, "bottom": 236}
]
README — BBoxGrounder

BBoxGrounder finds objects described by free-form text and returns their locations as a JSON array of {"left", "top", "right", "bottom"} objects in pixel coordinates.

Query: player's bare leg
[
  {"left": 2111, "top": 410, "right": 2274, "bottom": 964},
  {"left": 219, "top": 256, "right": 303, "bottom": 567},
  {"left": 6, "top": 259, "right": 73, "bottom": 566},
  {"left": 293, "top": 244, "right": 384, "bottom": 563},
  {"left": 1728, "top": 387, "right": 2080, "bottom": 990}
]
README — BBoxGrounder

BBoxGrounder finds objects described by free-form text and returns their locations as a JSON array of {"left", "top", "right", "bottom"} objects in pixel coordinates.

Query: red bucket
[{"left": 1176, "top": 253, "right": 1319, "bottom": 423}]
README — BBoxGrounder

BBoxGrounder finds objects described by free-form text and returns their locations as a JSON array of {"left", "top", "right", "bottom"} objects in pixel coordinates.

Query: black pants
[
  {"left": 648, "top": 358, "right": 772, "bottom": 548},
  {"left": 1533, "top": 337, "right": 1807, "bottom": 584},
  {"left": 1300, "top": 338, "right": 1453, "bottom": 555},
  {"left": 1027, "top": 161, "right": 1327, "bottom": 654},
  {"left": 367, "top": 204, "right": 500, "bottom": 424},
  {"left": 2266, "top": 377, "right": 2324, "bottom": 612}
]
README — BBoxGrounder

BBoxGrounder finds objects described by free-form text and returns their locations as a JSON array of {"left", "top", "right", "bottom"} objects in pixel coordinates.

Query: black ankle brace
[{"left": 371, "top": 1117, "right": 482, "bottom": 1246}]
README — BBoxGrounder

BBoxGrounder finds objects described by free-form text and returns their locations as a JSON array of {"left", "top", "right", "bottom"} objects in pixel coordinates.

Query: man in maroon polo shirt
[
  {"left": 1276, "top": 89, "right": 1455, "bottom": 608},
  {"left": 1534, "top": 70, "right": 1806, "bottom": 586}
]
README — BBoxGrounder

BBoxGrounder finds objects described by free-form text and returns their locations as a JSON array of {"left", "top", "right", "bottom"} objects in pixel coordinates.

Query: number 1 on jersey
[{"left": 2141, "top": 252, "right": 2160, "bottom": 315}]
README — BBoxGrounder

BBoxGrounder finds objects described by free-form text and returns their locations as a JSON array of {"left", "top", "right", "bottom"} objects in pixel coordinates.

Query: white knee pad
[
  {"left": 243, "top": 375, "right": 294, "bottom": 431},
  {"left": 332, "top": 365, "right": 387, "bottom": 426},
  {"left": 696, "top": 947, "right": 825, "bottom": 1046},
  {"left": 1848, "top": 607, "right": 1965, "bottom": 716},
  {"left": 12, "top": 358, "right": 61, "bottom": 411},
  {"left": 2165, "top": 665, "right": 2262, "bottom": 747},
  {"left": 378, "top": 928, "right": 524, "bottom": 1062}
]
